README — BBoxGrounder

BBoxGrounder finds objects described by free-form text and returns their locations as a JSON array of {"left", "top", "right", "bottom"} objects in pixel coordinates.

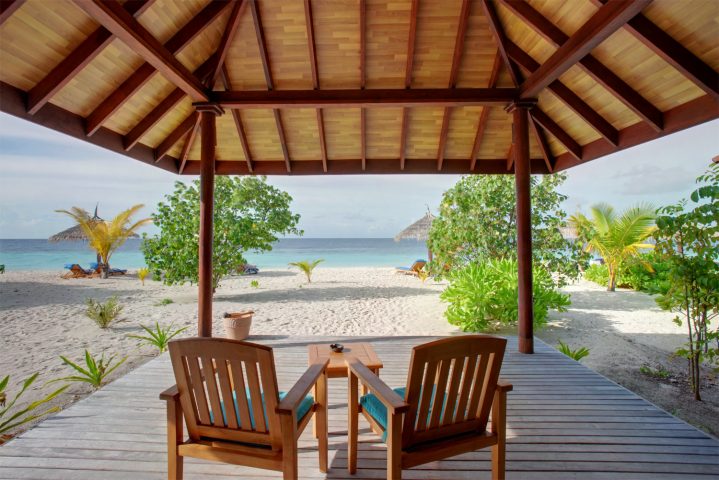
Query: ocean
[{"left": 0, "top": 238, "right": 430, "bottom": 271}]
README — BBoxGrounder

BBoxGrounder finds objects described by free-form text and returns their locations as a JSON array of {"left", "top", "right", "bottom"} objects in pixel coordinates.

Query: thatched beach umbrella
[
  {"left": 394, "top": 211, "right": 435, "bottom": 261},
  {"left": 48, "top": 205, "right": 138, "bottom": 242}
]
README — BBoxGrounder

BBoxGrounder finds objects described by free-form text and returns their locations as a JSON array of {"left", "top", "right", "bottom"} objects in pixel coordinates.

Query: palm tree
[
  {"left": 570, "top": 203, "right": 656, "bottom": 291},
  {"left": 57, "top": 205, "right": 151, "bottom": 278},
  {"left": 289, "top": 259, "right": 324, "bottom": 284}
]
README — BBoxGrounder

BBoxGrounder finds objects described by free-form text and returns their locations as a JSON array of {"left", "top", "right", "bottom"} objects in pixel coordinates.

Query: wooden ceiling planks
[{"left": 0, "top": 0, "right": 717, "bottom": 176}]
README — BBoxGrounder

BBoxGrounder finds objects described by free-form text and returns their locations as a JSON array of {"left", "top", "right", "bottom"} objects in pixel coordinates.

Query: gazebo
[{"left": 1, "top": 0, "right": 717, "bottom": 357}]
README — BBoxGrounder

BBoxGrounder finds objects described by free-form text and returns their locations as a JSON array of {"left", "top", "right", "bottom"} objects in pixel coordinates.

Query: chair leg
[
  {"left": 348, "top": 371, "right": 358, "bottom": 474},
  {"left": 317, "top": 372, "right": 328, "bottom": 473},
  {"left": 281, "top": 414, "right": 298, "bottom": 480},
  {"left": 491, "top": 389, "right": 507, "bottom": 480},
  {"left": 167, "top": 399, "right": 183, "bottom": 480},
  {"left": 386, "top": 413, "right": 402, "bottom": 480}
]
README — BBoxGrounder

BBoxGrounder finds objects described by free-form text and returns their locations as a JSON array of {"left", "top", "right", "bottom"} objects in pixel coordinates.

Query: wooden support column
[
  {"left": 507, "top": 100, "right": 535, "bottom": 354},
  {"left": 196, "top": 103, "right": 223, "bottom": 337}
]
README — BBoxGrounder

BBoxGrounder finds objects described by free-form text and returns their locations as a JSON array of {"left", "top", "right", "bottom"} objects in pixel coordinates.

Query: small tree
[
  {"left": 427, "top": 173, "right": 584, "bottom": 284},
  {"left": 570, "top": 203, "right": 656, "bottom": 291},
  {"left": 142, "top": 177, "right": 301, "bottom": 289},
  {"left": 56, "top": 205, "right": 151, "bottom": 278},
  {"left": 653, "top": 163, "right": 719, "bottom": 401}
]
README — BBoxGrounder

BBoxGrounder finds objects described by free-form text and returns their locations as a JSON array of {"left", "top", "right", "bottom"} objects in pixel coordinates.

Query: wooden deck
[{"left": 1, "top": 336, "right": 717, "bottom": 479}]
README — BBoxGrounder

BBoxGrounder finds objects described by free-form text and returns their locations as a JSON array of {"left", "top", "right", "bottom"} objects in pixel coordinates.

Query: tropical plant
[
  {"left": 156, "top": 298, "right": 174, "bottom": 306},
  {"left": 250, "top": 280, "right": 260, "bottom": 288},
  {"left": 556, "top": 341, "right": 590, "bottom": 361},
  {"left": 427, "top": 173, "right": 586, "bottom": 285},
  {"left": 85, "top": 296, "right": 123, "bottom": 328},
  {"left": 0, "top": 374, "right": 68, "bottom": 437},
  {"left": 142, "top": 177, "right": 301, "bottom": 290},
  {"left": 584, "top": 264, "right": 610, "bottom": 286},
  {"left": 639, "top": 364, "right": 670, "bottom": 379},
  {"left": 137, "top": 267, "right": 150, "bottom": 285},
  {"left": 653, "top": 163, "right": 719, "bottom": 401},
  {"left": 56, "top": 205, "right": 151, "bottom": 278},
  {"left": 416, "top": 268, "right": 430, "bottom": 284},
  {"left": 440, "top": 259, "right": 570, "bottom": 332},
  {"left": 570, "top": 203, "right": 656, "bottom": 291},
  {"left": 128, "top": 322, "right": 189, "bottom": 353},
  {"left": 51, "top": 351, "right": 127, "bottom": 389},
  {"left": 289, "top": 259, "right": 323, "bottom": 284}
]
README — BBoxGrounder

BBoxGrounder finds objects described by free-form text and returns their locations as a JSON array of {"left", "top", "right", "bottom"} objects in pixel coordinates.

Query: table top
[{"left": 308, "top": 342, "right": 383, "bottom": 374}]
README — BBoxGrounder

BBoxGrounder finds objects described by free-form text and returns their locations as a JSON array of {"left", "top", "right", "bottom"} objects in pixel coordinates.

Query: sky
[{"left": 0, "top": 112, "right": 717, "bottom": 239}]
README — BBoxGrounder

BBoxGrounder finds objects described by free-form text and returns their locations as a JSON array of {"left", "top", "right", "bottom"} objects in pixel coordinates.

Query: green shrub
[
  {"left": 584, "top": 264, "right": 609, "bottom": 286},
  {"left": 639, "top": 364, "right": 670, "bottom": 379},
  {"left": 156, "top": 298, "right": 173, "bottom": 306},
  {"left": 584, "top": 253, "right": 671, "bottom": 294},
  {"left": 51, "top": 351, "right": 127, "bottom": 389},
  {"left": 289, "top": 259, "right": 323, "bottom": 283},
  {"left": 440, "top": 259, "right": 570, "bottom": 332},
  {"left": 0, "top": 374, "right": 68, "bottom": 436},
  {"left": 128, "top": 322, "right": 188, "bottom": 353},
  {"left": 557, "top": 340, "right": 590, "bottom": 361},
  {"left": 250, "top": 280, "right": 259, "bottom": 288},
  {"left": 85, "top": 296, "right": 123, "bottom": 328}
]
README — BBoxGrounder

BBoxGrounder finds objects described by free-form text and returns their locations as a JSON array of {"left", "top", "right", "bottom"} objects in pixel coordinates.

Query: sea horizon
[{"left": 0, "top": 238, "right": 430, "bottom": 271}]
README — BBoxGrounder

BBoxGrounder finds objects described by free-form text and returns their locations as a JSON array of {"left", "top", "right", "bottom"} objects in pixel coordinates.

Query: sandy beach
[{"left": 1, "top": 269, "right": 716, "bottom": 437}]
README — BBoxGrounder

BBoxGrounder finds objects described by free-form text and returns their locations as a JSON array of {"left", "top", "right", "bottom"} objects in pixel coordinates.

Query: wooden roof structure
[{"left": 0, "top": 0, "right": 717, "bottom": 177}]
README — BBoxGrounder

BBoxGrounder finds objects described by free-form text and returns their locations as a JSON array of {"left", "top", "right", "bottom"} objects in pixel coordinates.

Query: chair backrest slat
[
  {"left": 401, "top": 336, "right": 506, "bottom": 449},
  {"left": 168, "top": 338, "right": 281, "bottom": 447}
]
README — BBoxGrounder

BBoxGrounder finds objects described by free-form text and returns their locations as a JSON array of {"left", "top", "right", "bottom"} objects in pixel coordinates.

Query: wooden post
[
  {"left": 507, "top": 101, "right": 536, "bottom": 354},
  {"left": 196, "top": 103, "right": 223, "bottom": 338}
]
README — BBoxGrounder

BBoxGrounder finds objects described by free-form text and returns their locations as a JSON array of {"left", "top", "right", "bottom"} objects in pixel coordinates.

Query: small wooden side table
[{"left": 308, "top": 342, "right": 383, "bottom": 380}]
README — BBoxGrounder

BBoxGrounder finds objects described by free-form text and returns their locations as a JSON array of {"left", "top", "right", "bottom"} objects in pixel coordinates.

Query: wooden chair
[
  {"left": 346, "top": 335, "right": 512, "bottom": 480},
  {"left": 161, "top": 338, "right": 329, "bottom": 480}
]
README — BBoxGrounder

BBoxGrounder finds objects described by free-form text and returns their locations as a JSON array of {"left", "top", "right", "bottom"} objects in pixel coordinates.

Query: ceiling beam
[
  {"left": 0, "top": 0, "right": 25, "bottom": 26},
  {"left": 531, "top": 118, "right": 554, "bottom": 172},
  {"left": 480, "top": 0, "right": 521, "bottom": 85},
  {"left": 359, "top": 0, "right": 366, "bottom": 170},
  {"left": 221, "top": 67, "right": 253, "bottom": 173},
  {"left": 507, "top": 40, "right": 618, "bottom": 145},
  {"left": 181, "top": 158, "right": 550, "bottom": 176},
  {"left": 178, "top": 115, "right": 201, "bottom": 174},
  {"left": 520, "top": 0, "right": 651, "bottom": 98},
  {"left": 273, "top": 110, "right": 292, "bottom": 173},
  {"left": 469, "top": 52, "right": 502, "bottom": 172},
  {"left": 209, "top": 0, "right": 247, "bottom": 83},
  {"left": 84, "top": 0, "right": 227, "bottom": 136},
  {"left": 123, "top": 57, "right": 215, "bottom": 151},
  {"left": 0, "top": 81, "right": 178, "bottom": 173},
  {"left": 505, "top": 144, "right": 514, "bottom": 171},
  {"left": 438, "top": 0, "right": 471, "bottom": 171},
  {"left": 531, "top": 108, "right": 582, "bottom": 161},
  {"left": 304, "top": 0, "right": 327, "bottom": 173},
  {"left": 400, "top": 0, "right": 419, "bottom": 170},
  {"left": 501, "top": 0, "right": 663, "bottom": 131},
  {"left": 154, "top": 112, "right": 198, "bottom": 162},
  {"left": 74, "top": 0, "right": 208, "bottom": 102},
  {"left": 360, "top": 107, "right": 366, "bottom": 171},
  {"left": 399, "top": 109, "right": 408, "bottom": 171},
  {"left": 26, "top": 0, "right": 152, "bottom": 115},
  {"left": 316, "top": 109, "right": 328, "bottom": 173},
  {"left": 591, "top": 0, "right": 718, "bottom": 100},
  {"left": 210, "top": 88, "right": 518, "bottom": 108},
  {"left": 555, "top": 94, "right": 719, "bottom": 170}
]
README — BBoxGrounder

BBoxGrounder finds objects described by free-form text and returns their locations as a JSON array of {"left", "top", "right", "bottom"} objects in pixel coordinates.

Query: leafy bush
[
  {"left": 250, "top": 280, "right": 260, "bottom": 288},
  {"left": 128, "top": 322, "right": 188, "bottom": 353},
  {"left": 440, "top": 259, "right": 570, "bottom": 331},
  {"left": 584, "top": 264, "right": 609, "bottom": 286},
  {"left": 52, "top": 351, "right": 127, "bottom": 389},
  {"left": 583, "top": 253, "right": 671, "bottom": 294},
  {"left": 137, "top": 267, "right": 150, "bottom": 285},
  {"left": 639, "top": 364, "right": 670, "bottom": 379},
  {"left": 289, "top": 259, "right": 323, "bottom": 283},
  {"left": 85, "top": 296, "right": 123, "bottom": 328},
  {"left": 557, "top": 340, "right": 590, "bottom": 361},
  {"left": 0, "top": 374, "right": 68, "bottom": 437},
  {"left": 156, "top": 298, "right": 173, "bottom": 306}
]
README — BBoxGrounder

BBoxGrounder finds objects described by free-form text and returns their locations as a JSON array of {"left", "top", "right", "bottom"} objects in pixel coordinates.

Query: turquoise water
[{"left": 0, "top": 238, "right": 429, "bottom": 271}]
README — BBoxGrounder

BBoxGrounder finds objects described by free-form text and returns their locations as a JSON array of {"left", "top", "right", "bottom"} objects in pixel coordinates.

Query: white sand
[{"left": 1, "top": 270, "right": 716, "bottom": 437}]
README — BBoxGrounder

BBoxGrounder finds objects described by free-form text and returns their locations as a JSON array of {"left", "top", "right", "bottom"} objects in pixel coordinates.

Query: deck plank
[{"left": 1, "top": 336, "right": 717, "bottom": 479}]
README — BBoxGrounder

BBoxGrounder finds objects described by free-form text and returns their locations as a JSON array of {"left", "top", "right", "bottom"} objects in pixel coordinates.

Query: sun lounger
[
  {"left": 89, "top": 262, "right": 127, "bottom": 276},
  {"left": 395, "top": 259, "right": 427, "bottom": 276},
  {"left": 61, "top": 263, "right": 92, "bottom": 279}
]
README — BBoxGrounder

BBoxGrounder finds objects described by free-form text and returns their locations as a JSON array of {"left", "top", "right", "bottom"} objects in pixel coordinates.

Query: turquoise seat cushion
[
  {"left": 210, "top": 390, "right": 314, "bottom": 428},
  {"left": 360, "top": 386, "right": 446, "bottom": 441}
]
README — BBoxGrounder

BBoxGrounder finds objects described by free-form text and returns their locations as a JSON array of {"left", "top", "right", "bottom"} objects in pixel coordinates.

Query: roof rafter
[
  {"left": 209, "top": 0, "right": 247, "bottom": 84},
  {"left": 178, "top": 115, "right": 201, "bottom": 174},
  {"left": 73, "top": 0, "right": 208, "bottom": 107},
  {"left": 507, "top": 40, "right": 618, "bottom": 145},
  {"left": 437, "top": 0, "right": 471, "bottom": 171},
  {"left": 400, "top": 0, "right": 419, "bottom": 171},
  {"left": 591, "top": 0, "right": 718, "bottom": 100},
  {"left": 221, "top": 67, "right": 253, "bottom": 173},
  {"left": 530, "top": 118, "right": 554, "bottom": 172},
  {"left": 359, "top": 0, "right": 366, "bottom": 170},
  {"left": 250, "top": 0, "right": 291, "bottom": 172},
  {"left": 501, "top": 0, "right": 663, "bottom": 131},
  {"left": 469, "top": 52, "right": 502, "bottom": 171},
  {"left": 520, "top": 0, "right": 651, "bottom": 98},
  {"left": 26, "top": 0, "right": 152, "bottom": 115},
  {"left": 84, "top": 0, "right": 228, "bottom": 136},
  {"left": 154, "top": 113, "right": 197, "bottom": 161},
  {"left": 304, "top": 0, "right": 327, "bottom": 173},
  {"left": 531, "top": 108, "right": 582, "bottom": 161},
  {"left": 0, "top": 0, "right": 25, "bottom": 26}
]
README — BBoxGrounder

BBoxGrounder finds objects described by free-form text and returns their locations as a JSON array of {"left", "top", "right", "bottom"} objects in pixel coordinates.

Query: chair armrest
[
  {"left": 276, "top": 358, "right": 329, "bottom": 415},
  {"left": 346, "top": 357, "right": 409, "bottom": 414},
  {"left": 160, "top": 385, "right": 179, "bottom": 401},
  {"left": 496, "top": 380, "right": 513, "bottom": 393}
]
